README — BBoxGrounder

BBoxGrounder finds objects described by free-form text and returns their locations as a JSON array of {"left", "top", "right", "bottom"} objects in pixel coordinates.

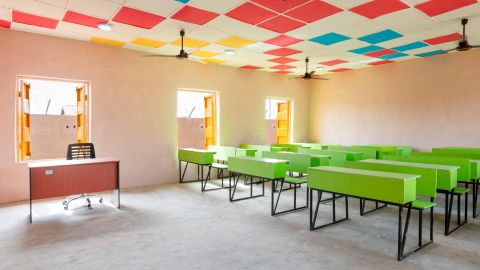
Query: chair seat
[
  {"left": 453, "top": 187, "right": 470, "bottom": 195},
  {"left": 284, "top": 176, "right": 307, "bottom": 185},
  {"left": 212, "top": 163, "right": 228, "bottom": 169},
  {"left": 412, "top": 199, "right": 436, "bottom": 210}
]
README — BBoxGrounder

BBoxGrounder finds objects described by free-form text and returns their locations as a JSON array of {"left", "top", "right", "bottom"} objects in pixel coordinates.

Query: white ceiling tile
[
  {"left": 286, "top": 11, "right": 367, "bottom": 39},
  {"left": 122, "top": 43, "right": 156, "bottom": 53},
  {"left": 243, "top": 42, "right": 280, "bottom": 52},
  {"left": 200, "top": 43, "right": 233, "bottom": 53},
  {"left": 11, "top": 22, "right": 58, "bottom": 35},
  {"left": 188, "top": 0, "right": 247, "bottom": 14},
  {"left": 93, "top": 29, "right": 131, "bottom": 42},
  {"left": 0, "top": 0, "right": 10, "bottom": 8},
  {"left": 142, "top": 29, "right": 180, "bottom": 43},
  {"left": 152, "top": 18, "right": 200, "bottom": 36},
  {"left": 12, "top": 0, "right": 66, "bottom": 19},
  {"left": 149, "top": 44, "right": 183, "bottom": 55},
  {"left": 401, "top": 0, "right": 429, "bottom": 6},
  {"left": 390, "top": 17, "right": 442, "bottom": 35},
  {"left": 123, "top": 0, "right": 183, "bottom": 17},
  {"left": 374, "top": 8, "right": 430, "bottom": 27},
  {"left": 236, "top": 26, "right": 278, "bottom": 42},
  {"left": 56, "top": 21, "right": 99, "bottom": 35},
  {"left": 379, "top": 36, "right": 419, "bottom": 48},
  {"left": 0, "top": 6, "right": 9, "bottom": 20},
  {"left": 68, "top": 0, "right": 121, "bottom": 19},
  {"left": 409, "top": 24, "right": 459, "bottom": 41},
  {"left": 337, "top": 20, "right": 385, "bottom": 38},
  {"left": 204, "top": 15, "right": 255, "bottom": 35},
  {"left": 189, "top": 26, "right": 230, "bottom": 43},
  {"left": 434, "top": 3, "right": 480, "bottom": 23},
  {"left": 35, "top": 0, "right": 69, "bottom": 9},
  {"left": 111, "top": 22, "right": 148, "bottom": 36},
  {"left": 324, "top": 0, "right": 370, "bottom": 9},
  {"left": 330, "top": 39, "right": 370, "bottom": 51}
]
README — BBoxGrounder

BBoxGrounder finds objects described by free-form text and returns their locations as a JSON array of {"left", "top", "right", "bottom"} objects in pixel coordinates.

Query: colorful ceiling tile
[
  {"left": 424, "top": 33, "right": 462, "bottom": 45},
  {"left": 415, "top": 0, "right": 477, "bottom": 17},
  {"left": 12, "top": 10, "right": 58, "bottom": 29},
  {"left": 369, "top": 60, "right": 394, "bottom": 65},
  {"left": 349, "top": 45, "right": 384, "bottom": 54},
  {"left": 240, "top": 65, "right": 262, "bottom": 69},
  {"left": 265, "top": 35, "right": 303, "bottom": 47},
  {"left": 320, "top": 59, "right": 348, "bottom": 66},
  {"left": 171, "top": 5, "right": 219, "bottom": 25},
  {"left": 359, "top": 29, "right": 403, "bottom": 44},
  {"left": 257, "top": 15, "right": 305, "bottom": 33},
  {"left": 270, "top": 64, "right": 296, "bottom": 70},
  {"left": 131, "top": 38, "right": 166, "bottom": 48},
  {"left": 225, "top": 2, "right": 276, "bottom": 25},
  {"left": 203, "top": 58, "right": 225, "bottom": 64},
  {"left": 268, "top": 57, "right": 298, "bottom": 64},
  {"left": 378, "top": 52, "right": 408, "bottom": 59},
  {"left": 415, "top": 50, "right": 447, "bottom": 57},
  {"left": 191, "top": 50, "right": 219, "bottom": 57},
  {"left": 90, "top": 37, "right": 126, "bottom": 47},
  {"left": 216, "top": 36, "right": 256, "bottom": 48},
  {"left": 63, "top": 11, "right": 107, "bottom": 28},
  {"left": 365, "top": 49, "right": 397, "bottom": 57},
  {"left": 285, "top": 0, "right": 343, "bottom": 23},
  {"left": 264, "top": 48, "right": 302, "bottom": 57},
  {"left": 349, "top": 0, "right": 409, "bottom": 19},
  {"left": 330, "top": 68, "right": 352, "bottom": 72},
  {"left": 251, "top": 0, "right": 310, "bottom": 13},
  {"left": 113, "top": 6, "right": 165, "bottom": 29},
  {"left": 0, "top": 19, "right": 10, "bottom": 28},
  {"left": 309, "top": 32, "right": 351, "bottom": 45},
  {"left": 392, "top": 41, "right": 428, "bottom": 52}
]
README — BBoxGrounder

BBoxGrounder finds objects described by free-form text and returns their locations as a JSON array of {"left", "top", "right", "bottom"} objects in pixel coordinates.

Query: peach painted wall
[
  {"left": 309, "top": 49, "right": 480, "bottom": 151},
  {"left": 0, "top": 29, "right": 310, "bottom": 204}
]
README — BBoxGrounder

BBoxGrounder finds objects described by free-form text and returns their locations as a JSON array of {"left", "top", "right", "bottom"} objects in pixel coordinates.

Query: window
[{"left": 16, "top": 77, "right": 90, "bottom": 161}]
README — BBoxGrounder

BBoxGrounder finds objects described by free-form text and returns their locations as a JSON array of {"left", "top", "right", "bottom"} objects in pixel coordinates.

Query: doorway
[
  {"left": 177, "top": 90, "right": 217, "bottom": 149},
  {"left": 265, "top": 98, "right": 292, "bottom": 145}
]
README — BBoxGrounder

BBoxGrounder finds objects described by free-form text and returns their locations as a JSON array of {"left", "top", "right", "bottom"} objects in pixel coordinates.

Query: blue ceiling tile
[
  {"left": 309, "top": 32, "right": 351, "bottom": 45},
  {"left": 358, "top": 29, "right": 403, "bottom": 44},
  {"left": 176, "top": 0, "right": 190, "bottom": 3},
  {"left": 349, "top": 45, "right": 384, "bottom": 54},
  {"left": 392, "top": 41, "right": 428, "bottom": 52},
  {"left": 415, "top": 50, "right": 447, "bottom": 57},
  {"left": 378, "top": 52, "right": 408, "bottom": 60}
]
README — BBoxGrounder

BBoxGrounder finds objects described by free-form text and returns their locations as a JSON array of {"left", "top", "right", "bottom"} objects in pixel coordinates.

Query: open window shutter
[
  {"left": 19, "top": 81, "right": 31, "bottom": 160},
  {"left": 204, "top": 95, "right": 216, "bottom": 148},
  {"left": 276, "top": 101, "right": 290, "bottom": 144},
  {"left": 76, "top": 86, "right": 88, "bottom": 143}
]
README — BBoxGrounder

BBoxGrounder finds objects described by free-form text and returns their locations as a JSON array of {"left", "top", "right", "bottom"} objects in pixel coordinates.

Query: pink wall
[
  {"left": 309, "top": 49, "right": 480, "bottom": 150},
  {"left": 0, "top": 29, "right": 310, "bottom": 204},
  {"left": 177, "top": 118, "right": 205, "bottom": 149}
]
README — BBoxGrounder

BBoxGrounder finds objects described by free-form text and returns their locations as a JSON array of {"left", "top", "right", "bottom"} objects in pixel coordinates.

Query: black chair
[{"left": 63, "top": 143, "right": 103, "bottom": 210}]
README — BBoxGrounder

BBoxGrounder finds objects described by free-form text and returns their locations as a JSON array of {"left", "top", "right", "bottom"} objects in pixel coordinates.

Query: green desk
[
  {"left": 368, "top": 145, "right": 412, "bottom": 156},
  {"left": 328, "top": 145, "right": 377, "bottom": 159},
  {"left": 298, "top": 148, "right": 363, "bottom": 165},
  {"left": 239, "top": 144, "right": 272, "bottom": 157},
  {"left": 178, "top": 148, "right": 215, "bottom": 184},
  {"left": 307, "top": 166, "right": 420, "bottom": 260},
  {"left": 261, "top": 151, "right": 329, "bottom": 174}
]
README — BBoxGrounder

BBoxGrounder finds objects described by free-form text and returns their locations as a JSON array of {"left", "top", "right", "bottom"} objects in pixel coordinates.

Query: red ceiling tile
[
  {"left": 226, "top": 2, "right": 277, "bottom": 25},
  {"left": 0, "top": 19, "right": 11, "bottom": 28},
  {"left": 369, "top": 60, "right": 394, "bottom": 65},
  {"left": 330, "top": 68, "right": 352, "bottom": 72},
  {"left": 113, "top": 6, "right": 165, "bottom": 29},
  {"left": 319, "top": 59, "right": 348, "bottom": 66},
  {"left": 63, "top": 11, "right": 108, "bottom": 28},
  {"left": 12, "top": 11, "right": 58, "bottom": 29},
  {"left": 415, "top": 0, "right": 477, "bottom": 17},
  {"left": 265, "top": 35, "right": 303, "bottom": 47},
  {"left": 424, "top": 33, "right": 462, "bottom": 45},
  {"left": 268, "top": 57, "right": 298, "bottom": 64},
  {"left": 365, "top": 49, "right": 397, "bottom": 58},
  {"left": 171, "top": 5, "right": 219, "bottom": 25},
  {"left": 257, "top": 15, "right": 305, "bottom": 33},
  {"left": 241, "top": 65, "right": 262, "bottom": 69},
  {"left": 276, "top": 70, "right": 292, "bottom": 74},
  {"left": 264, "top": 48, "right": 302, "bottom": 56},
  {"left": 285, "top": 0, "right": 343, "bottom": 23},
  {"left": 251, "top": 0, "right": 311, "bottom": 12},
  {"left": 271, "top": 64, "right": 296, "bottom": 70},
  {"left": 349, "top": 0, "right": 409, "bottom": 19}
]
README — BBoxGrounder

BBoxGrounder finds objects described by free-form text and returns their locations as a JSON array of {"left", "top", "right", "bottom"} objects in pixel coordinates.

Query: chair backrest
[{"left": 67, "top": 143, "right": 96, "bottom": 160}]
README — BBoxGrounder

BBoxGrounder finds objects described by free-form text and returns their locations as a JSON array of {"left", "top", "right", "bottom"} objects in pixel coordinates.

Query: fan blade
[
  {"left": 311, "top": 77, "right": 329, "bottom": 81},
  {"left": 470, "top": 45, "right": 480, "bottom": 48},
  {"left": 309, "top": 71, "right": 316, "bottom": 76},
  {"left": 142, "top": 54, "right": 177, "bottom": 58},
  {"left": 445, "top": 48, "right": 459, "bottom": 52}
]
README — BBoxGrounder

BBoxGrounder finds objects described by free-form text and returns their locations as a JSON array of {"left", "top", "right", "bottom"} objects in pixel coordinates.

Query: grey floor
[{"left": 0, "top": 179, "right": 479, "bottom": 270}]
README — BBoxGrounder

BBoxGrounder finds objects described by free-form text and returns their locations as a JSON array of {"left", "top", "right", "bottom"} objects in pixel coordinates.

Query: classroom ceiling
[{"left": 1, "top": 0, "right": 480, "bottom": 76}]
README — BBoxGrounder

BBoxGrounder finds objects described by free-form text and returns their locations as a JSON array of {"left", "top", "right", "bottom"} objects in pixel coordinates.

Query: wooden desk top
[{"left": 28, "top": 157, "right": 119, "bottom": 169}]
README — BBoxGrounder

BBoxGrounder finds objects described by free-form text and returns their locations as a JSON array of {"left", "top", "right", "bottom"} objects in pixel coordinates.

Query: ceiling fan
[
  {"left": 447, "top": 18, "right": 480, "bottom": 52},
  {"left": 143, "top": 29, "right": 202, "bottom": 62},
  {"left": 292, "top": 57, "right": 328, "bottom": 80}
]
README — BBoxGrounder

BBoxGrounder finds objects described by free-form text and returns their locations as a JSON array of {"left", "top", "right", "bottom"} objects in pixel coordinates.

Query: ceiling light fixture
[
  {"left": 316, "top": 66, "right": 325, "bottom": 71},
  {"left": 97, "top": 23, "right": 112, "bottom": 31},
  {"left": 224, "top": 49, "right": 235, "bottom": 55}
]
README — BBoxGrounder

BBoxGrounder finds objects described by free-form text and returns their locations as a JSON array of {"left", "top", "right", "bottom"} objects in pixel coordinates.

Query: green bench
[
  {"left": 261, "top": 151, "right": 330, "bottom": 215},
  {"left": 227, "top": 156, "right": 288, "bottom": 205},
  {"left": 383, "top": 155, "right": 470, "bottom": 235},
  {"left": 344, "top": 161, "right": 436, "bottom": 248},
  {"left": 308, "top": 166, "right": 421, "bottom": 261},
  {"left": 368, "top": 145, "right": 413, "bottom": 156},
  {"left": 178, "top": 148, "right": 215, "bottom": 184},
  {"left": 327, "top": 145, "right": 377, "bottom": 159},
  {"left": 298, "top": 148, "right": 363, "bottom": 166}
]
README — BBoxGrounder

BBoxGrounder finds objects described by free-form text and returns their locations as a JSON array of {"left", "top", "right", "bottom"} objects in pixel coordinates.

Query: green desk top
[
  {"left": 368, "top": 159, "right": 458, "bottom": 191},
  {"left": 328, "top": 145, "right": 377, "bottom": 159},
  {"left": 298, "top": 148, "right": 362, "bottom": 165},
  {"left": 178, "top": 148, "right": 215, "bottom": 165},
  {"left": 228, "top": 156, "right": 288, "bottom": 179},
  {"left": 262, "top": 151, "right": 329, "bottom": 174},
  {"left": 308, "top": 166, "right": 418, "bottom": 205}
]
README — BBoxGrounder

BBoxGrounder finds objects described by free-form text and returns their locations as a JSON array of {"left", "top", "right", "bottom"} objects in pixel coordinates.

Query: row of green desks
[{"left": 308, "top": 166, "right": 422, "bottom": 261}]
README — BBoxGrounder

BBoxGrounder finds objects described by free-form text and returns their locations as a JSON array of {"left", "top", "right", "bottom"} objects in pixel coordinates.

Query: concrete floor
[{"left": 0, "top": 180, "right": 479, "bottom": 270}]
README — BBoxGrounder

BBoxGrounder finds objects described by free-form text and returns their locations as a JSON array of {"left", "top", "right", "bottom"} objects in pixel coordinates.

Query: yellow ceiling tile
[
  {"left": 216, "top": 36, "right": 256, "bottom": 49},
  {"left": 203, "top": 58, "right": 225, "bottom": 65},
  {"left": 90, "top": 37, "right": 126, "bottom": 47},
  {"left": 191, "top": 50, "right": 220, "bottom": 58},
  {"left": 171, "top": 37, "right": 208, "bottom": 48},
  {"left": 131, "top": 38, "right": 166, "bottom": 48}
]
